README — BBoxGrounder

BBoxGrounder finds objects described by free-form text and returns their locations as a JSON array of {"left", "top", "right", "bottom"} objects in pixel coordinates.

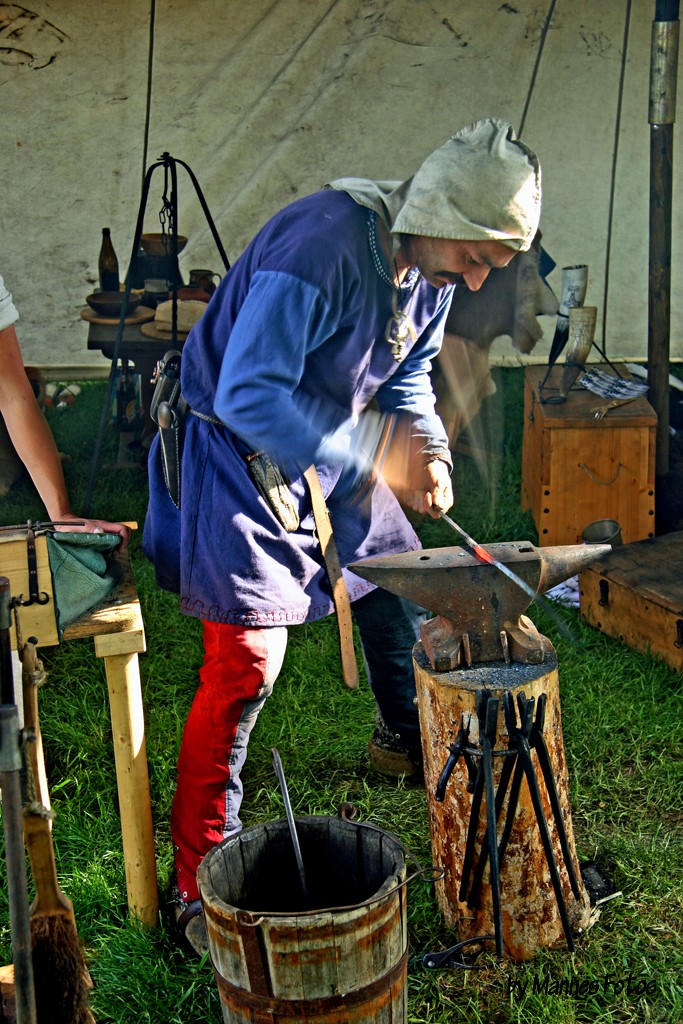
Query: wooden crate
[
  {"left": 521, "top": 365, "right": 656, "bottom": 545},
  {"left": 579, "top": 531, "right": 683, "bottom": 672}
]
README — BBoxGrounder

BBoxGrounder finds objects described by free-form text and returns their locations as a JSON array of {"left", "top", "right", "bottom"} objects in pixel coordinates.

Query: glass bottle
[{"left": 99, "top": 228, "right": 120, "bottom": 292}]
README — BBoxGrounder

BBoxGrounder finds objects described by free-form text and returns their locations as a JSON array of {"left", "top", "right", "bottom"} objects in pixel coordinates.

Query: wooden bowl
[
  {"left": 139, "top": 233, "right": 188, "bottom": 257},
  {"left": 86, "top": 291, "right": 142, "bottom": 317}
]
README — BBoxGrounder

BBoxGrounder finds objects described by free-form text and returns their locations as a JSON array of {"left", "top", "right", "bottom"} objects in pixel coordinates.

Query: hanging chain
[{"left": 158, "top": 158, "right": 175, "bottom": 250}]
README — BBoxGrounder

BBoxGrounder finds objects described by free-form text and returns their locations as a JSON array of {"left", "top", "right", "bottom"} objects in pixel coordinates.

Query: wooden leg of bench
[{"left": 99, "top": 650, "right": 158, "bottom": 926}]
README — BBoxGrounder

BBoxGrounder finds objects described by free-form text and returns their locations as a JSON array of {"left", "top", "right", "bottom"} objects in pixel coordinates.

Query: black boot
[{"left": 368, "top": 709, "right": 423, "bottom": 780}]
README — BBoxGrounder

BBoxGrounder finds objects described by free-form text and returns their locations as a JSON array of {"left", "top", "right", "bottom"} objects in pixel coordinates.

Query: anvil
[{"left": 349, "top": 541, "right": 611, "bottom": 670}]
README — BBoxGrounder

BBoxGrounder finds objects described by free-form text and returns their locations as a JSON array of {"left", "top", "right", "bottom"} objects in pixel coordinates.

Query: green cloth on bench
[{"left": 45, "top": 531, "right": 122, "bottom": 635}]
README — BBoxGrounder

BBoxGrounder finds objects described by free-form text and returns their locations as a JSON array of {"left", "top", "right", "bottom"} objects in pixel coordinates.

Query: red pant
[{"left": 171, "top": 620, "right": 287, "bottom": 902}]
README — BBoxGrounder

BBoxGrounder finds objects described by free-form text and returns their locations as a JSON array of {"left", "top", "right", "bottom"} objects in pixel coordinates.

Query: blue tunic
[{"left": 143, "top": 191, "right": 453, "bottom": 626}]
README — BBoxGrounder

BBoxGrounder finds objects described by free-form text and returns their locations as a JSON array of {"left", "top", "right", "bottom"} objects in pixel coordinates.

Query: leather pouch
[
  {"left": 150, "top": 349, "right": 184, "bottom": 425},
  {"left": 150, "top": 350, "right": 186, "bottom": 509},
  {"left": 247, "top": 452, "right": 300, "bottom": 532}
]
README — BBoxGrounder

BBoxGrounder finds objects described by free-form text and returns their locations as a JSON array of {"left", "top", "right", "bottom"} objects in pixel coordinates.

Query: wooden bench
[{"left": 1, "top": 528, "right": 158, "bottom": 927}]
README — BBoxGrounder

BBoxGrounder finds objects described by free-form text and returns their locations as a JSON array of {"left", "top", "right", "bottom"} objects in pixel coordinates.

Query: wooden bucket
[{"left": 197, "top": 815, "right": 409, "bottom": 1024}]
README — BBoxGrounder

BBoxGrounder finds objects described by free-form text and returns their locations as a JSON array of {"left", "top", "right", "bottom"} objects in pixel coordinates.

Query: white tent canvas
[{"left": 1, "top": 0, "right": 680, "bottom": 370}]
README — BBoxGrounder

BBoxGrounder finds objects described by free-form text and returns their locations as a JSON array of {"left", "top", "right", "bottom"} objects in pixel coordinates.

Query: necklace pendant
[
  {"left": 385, "top": 298, "right": 417, "bottom": 364},
  {"left": 391, "top": 339, "right": 406, "bottom": 362}
]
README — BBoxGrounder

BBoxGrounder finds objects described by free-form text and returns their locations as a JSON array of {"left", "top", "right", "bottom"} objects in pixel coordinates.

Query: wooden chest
[
  {"left": 521, "top": 365, "right": 656, "bottom": 545},
  {"left": 579, "top": 531, "right": 683, "bottom": 672}
]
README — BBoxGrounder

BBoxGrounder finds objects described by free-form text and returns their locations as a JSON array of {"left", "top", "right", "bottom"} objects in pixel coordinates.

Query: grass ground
[{"left": 0, "top": 368, "right": 681, "bottom": 1023}]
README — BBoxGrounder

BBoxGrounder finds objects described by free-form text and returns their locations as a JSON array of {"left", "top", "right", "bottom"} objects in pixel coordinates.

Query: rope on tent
[
  {"left": 141, "top": 0, "right": 157, "bottom": 193},
  {"left": 600, "top": 0, "right": 633, "bottom": 352},
  {"left": 518, "top": 0, "right": 634, "bottom": 357},
  {"left": 518, "top": 0, "right": 557, "bottom": 138}
]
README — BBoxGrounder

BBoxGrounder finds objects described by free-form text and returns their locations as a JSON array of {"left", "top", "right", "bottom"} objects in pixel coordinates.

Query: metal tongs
[{"left": 271, "top": 748, "right": 310, "bottom": 905}]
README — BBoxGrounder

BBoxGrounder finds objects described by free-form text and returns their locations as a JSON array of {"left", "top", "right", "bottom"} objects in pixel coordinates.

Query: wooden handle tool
[{"left": 21, "top": 639, "right": 94, "bottom": 1024}]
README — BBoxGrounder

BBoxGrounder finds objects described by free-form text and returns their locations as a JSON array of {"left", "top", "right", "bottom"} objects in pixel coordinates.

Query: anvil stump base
[{"left": 414, "top": 638, "right": 592, "bottom": 961}]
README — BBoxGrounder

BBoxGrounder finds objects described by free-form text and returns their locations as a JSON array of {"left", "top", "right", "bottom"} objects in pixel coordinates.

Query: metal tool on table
[
  {"left": 592, "top": 396, "right": 637, "bottom": 419},
  {"left": 0, "top": 577, "right": 37, "bottom": 1024},
  {"left": 271, "top": 748, "right": 310, "bottom": 906}
]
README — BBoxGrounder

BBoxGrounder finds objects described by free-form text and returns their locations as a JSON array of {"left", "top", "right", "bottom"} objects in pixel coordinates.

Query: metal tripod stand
[{"left": 83, "top": 152, "right": 230, "bottom": 514}]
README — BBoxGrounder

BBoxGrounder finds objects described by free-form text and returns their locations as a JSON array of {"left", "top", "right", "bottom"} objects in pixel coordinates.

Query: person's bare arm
[{"left": 0, "top": 323, "right": 130, "bottom": 548}]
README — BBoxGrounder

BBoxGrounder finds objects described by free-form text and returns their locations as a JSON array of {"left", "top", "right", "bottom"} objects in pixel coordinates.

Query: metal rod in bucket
[{"left": 271, "top": 748, "right": 310, "bottom": 905}]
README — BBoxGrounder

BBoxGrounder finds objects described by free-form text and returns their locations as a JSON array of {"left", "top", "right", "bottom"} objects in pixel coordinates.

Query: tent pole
[{"left": 648, "top": 0, "right": 679, "bottom": 529}]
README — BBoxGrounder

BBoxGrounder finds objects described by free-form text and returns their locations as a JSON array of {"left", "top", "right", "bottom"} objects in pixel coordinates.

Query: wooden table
[
  {"left": 83, "top": 311, "right": 186, "bottom": 448},
  {"left": 1, "top": 530, "right": 158, "bottom": 926}
]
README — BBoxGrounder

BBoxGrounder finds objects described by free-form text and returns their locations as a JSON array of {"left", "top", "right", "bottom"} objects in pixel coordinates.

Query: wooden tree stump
[{"left": 414, "top": 636, "right": 593, "bottom": 961}]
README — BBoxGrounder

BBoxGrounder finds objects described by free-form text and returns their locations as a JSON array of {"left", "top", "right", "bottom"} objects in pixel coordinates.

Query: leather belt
[{"left": 303, "top": 466, "right": 359, "bottom": 689}]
